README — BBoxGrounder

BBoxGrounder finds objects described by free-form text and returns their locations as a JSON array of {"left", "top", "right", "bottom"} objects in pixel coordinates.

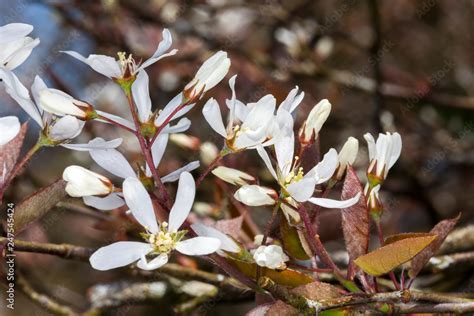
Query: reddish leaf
[
  {"left": 14, "top": 179, "right": 67, "bottom": 233},
  {"left": 0, "top": 122, "right": 28, "bottom": 184},
  {"left": 410, "top": 214, "right": 461, "bottom": 278},
  {"left": 231, "top": 259, "right": 313, "bottom": 287},
  {"left": 340, "top": 166, "right": 369, "bottom": 262},
  {"left": 354, "top": 235, "right": 437, "bottom": 276},
  {"left": 213, "top": 216, "right": 243, "bottom": 239}
]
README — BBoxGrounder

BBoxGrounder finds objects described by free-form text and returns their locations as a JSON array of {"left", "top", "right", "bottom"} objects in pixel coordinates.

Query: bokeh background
[{"left": 1, "top": 0, "right": 473, "bottom": 315}]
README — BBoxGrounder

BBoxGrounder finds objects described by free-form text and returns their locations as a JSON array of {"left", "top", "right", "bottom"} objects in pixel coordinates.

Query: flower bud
[
  {"left": 335, "top": 136, "right": 359, "bottom": 180},
  {"left": 49, "top": 115, "right": 84, "bottom": 141},
  {"left": 212, "top": 166, "right": 255, "bottom": 186},
  {"left": 184, "top": 51, "right": 230, "bottom": 100},
  {"left": 39, "top": 89, "right": 96, "bottom": 120},
  {"left": 367, "top": 184, "right": 383, "bottom": 218},
  {"left": 170, "top": 133, "right": 201, "bottom": 150},
  {"left": 200, "top": 142, "right": 219, "bottom": 165},
  {"left": 253, "top": 245, "right": 289, "bottom": 270},
  {"left": 234, "top": 185, "right": 277, "bottom": 206},
  {"left": 299, "top": 99, "right": 331, "bottom": 144},
  {"left": 63, "top": 165, "right": 113, "bottom": 197},
  {"left": 364, "top": 132, "right": 402, "bottom": 182}
]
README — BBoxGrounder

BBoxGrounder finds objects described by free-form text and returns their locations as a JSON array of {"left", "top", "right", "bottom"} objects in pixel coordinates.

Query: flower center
[
  {"left": 117, "top": 52, "right": 140, "bottom": 77},
  {"left": 142, "top": 222, "right": 186, "bottom": 254}
]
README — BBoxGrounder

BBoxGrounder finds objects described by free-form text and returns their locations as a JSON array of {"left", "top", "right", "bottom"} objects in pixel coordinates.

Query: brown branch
[
  {"left": 259, "top": 277, "right": 474, "bottom": 314},
  {"left": 15, "top": 272, "right": 79, "bottom": 316},
  {"left": 439, "top": 225, "right": 474, "bottom": 255},
  {"left": 3, "top": 238, "right": 249, "bottom": 295}
]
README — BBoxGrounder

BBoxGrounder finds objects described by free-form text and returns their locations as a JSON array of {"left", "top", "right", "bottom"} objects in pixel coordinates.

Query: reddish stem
[
  {"left": 125, "top": 93, "right": 170, "bottom": 206},
  {"left": 196, "top": 153, "right": 224, "bottom": 187}
]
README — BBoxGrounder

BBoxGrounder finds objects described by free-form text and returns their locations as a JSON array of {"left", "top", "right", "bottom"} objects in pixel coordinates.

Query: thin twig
[{"left": 16, "top": 272, "right": 79, "bottom": 316}]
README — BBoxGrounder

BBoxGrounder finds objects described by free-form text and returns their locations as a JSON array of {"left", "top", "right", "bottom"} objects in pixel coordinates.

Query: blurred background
[{"left": 1, "top": 0, "right": 473, "bottom": 315}]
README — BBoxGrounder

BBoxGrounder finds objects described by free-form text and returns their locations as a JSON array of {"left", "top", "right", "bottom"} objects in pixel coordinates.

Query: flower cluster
[{"left": 0, "top": 22, "right": 402, "bottom": 274}]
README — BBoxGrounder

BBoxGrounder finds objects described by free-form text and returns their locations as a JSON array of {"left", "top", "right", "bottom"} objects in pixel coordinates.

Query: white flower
[
  {"left": 63, "top": 166, "right": 113, "bottom": 197},
  {"left": 212, "top": 166, "right": 255, "bottom": 186},
  {"left": 89, "top": 172, "right": 222, "bottom": 271},
  {"left": 364, "top": 132, "right": 402, "bottom": 180},
  {"left": 234, "top": 185, "right": 277, "bottom": 206},
  {"left": 336, "top": 136, "right": 359, "bottom": 179},
  {"left": 0, "top": 72, "right": 88, "bottom": 143},
  {"left": 39, "top": 89, "right": 93, "bottom": 119},
  {"left": 185, "top": 51, "right": 230, "bottom": 99},
  {"left": 62, "top": 29, "right": 176, "bottom": 79},
  {"left": 131, "top": 70, "right": 194, "bottom": 132},
  {"left": 66, "top": 137, "right": 198, "bottom": 210},
  {"left": 0, "top": 23, "right": 40, "bottom": 71},
  {"left": 202, "top": 76, "right": 276, "bottom": 151},
  {"left": 253, "top": 245, "right": 289, "bottom": 270},
  {"left": 0, "top": 116, "right": 20, "bottom": 146},
  {"left": 299, "top": 99, "right": 331, "bottom": 144},
  {"left": 256, "top": 130, "right": 360, "bottom": 223}
]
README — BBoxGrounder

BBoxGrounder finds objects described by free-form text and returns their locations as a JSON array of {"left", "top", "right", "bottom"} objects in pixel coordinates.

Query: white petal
[
  {"left": 95, "top": 110, "right": 136, "bottom": 131},
  {"left": 175, "top": 237, "right": 221, "bottom": 256},
  {"left": 308, "top": 192, "right": 361, "bottom": 208},
  {"left": 0, "top": 23, "right": 33, "bottom": 44},
  {"left": 275, "top": 134, "right": 294, "bottom": 178},
  {"left": 151, "top": 133, "right": 169, "bottom": 168},
  {"left": 137, "top": 253, "right": 169, "bottom": 270},
  {"left": 286, "top": 177, "right": 317, "bottom": 202},
  {"left": 62, "top": 51, "right": 122, "bottom": 78},
  {"left": 155, "top": 93, "right": 193, "bottom": 126},
  {"left": 132, "top": 70, "right": 152, "bottom": 122},
  {"left": 241, "top": 95, "right": 276, "bottom": 133},
  {"left": 191, "top": 223, "right": 240, "bottom": 253},
  {"left": 0, "top": 68, "right": 43, "bottom": 127},
  {"left": 256, "top": 145, "right": 278, "bottom": 180},
  {"left": 89, "top": 241, "right": 152, "bottom": 271},
  {"left": 83, "top": 193, "right": 125, "bottom": 211},
  {"left": 139, "top": 29, "right": 175, "bottom": 70},
  {"left": 3, "top": 37, "right": 40, "bottom": 71},
  {"left": 168, "top": 172, "right": 195, "bottom": 232},
  {"left": 202, "top": 98, "right": 227, "bottom": 138},
  {"left": 161, "top": 161, "right": 200, "bottom": 183},
  {"left": 161, "top": 118, "right": 191, "bottom": 134},
  {"left": 90, "top": 147, "right": 136, "bottom": 179},
  {"left": 278, "top": 86, "right": 304, "bottom": 114},
  {"left": 364, "top": 133, "right": 376, "bottom": 161},
  {"left": 388, "top": 132, "right": 402, "bottom": 170},
  {"left": 308, "top": 148, "right": 338, "bottom": 183},
  {"left": 62, "top": 137, "right": 122, "bottom": 151},
  {"left": 123, "top": 177, "right": 159, "bottom": 233},
  {"left": 225, "top": 75, "right": 237, "bottom": 126},
  {"left": 0, "top": 116, "right": 20, "bottom": 146},
  {"left": 50, "top": 116, "right": 84, "bottom": 141}
]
